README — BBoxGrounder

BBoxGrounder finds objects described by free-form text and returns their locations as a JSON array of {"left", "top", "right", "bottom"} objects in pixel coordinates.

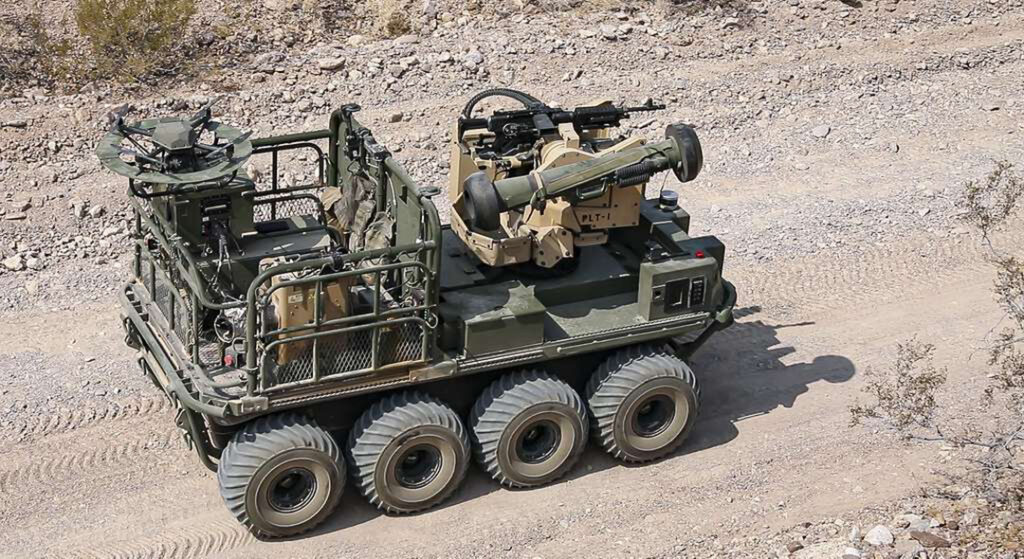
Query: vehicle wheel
[
  {"left": 217, "top": 413, "right": 344, "bottom": 539},
  {"left": 470, "top": 370, "right": 588, "bottom": 488},
  {"left": 347, "top": 391, "right": 470, "bottom": 514},
  {"left": 586, "top": 344, "right": 699, "bottom": 463}
]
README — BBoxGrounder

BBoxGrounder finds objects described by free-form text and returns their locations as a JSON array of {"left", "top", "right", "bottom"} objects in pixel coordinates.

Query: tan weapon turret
[{"left": 450, "top": 93, "right": 702, "bottom": 269}]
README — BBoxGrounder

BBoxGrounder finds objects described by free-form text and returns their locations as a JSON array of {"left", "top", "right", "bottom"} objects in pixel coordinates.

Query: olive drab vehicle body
[{"left": 101, "top": 90, "right": 736, "bottom": 538}]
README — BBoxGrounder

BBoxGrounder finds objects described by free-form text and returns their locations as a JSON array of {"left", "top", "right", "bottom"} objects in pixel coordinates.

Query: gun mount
[
  {"left": 462, "top": 125, "right": 702, "bottom": 232},
  {"left": 450, "top": 89, "right": 703, "bottom": 270}
]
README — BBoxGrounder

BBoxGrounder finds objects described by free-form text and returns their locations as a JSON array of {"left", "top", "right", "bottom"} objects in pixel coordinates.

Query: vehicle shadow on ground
[
  {"left": 558, "top": 306, "right": 857, "bottom": 473},
  {"left": 683, "top": 305, "right": 857, "bottom": 454},
  {"left": 306, "top": 306, "right": 856, "bottom": 537}
]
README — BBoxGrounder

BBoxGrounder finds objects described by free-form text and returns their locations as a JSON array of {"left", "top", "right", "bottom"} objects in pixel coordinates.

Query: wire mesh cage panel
[
  {"left": 387, "top": 322, "right": 426, "bottom": 363},
  {"left": 173, "top": 292, "right": 192, "bottom": 349},
  {"left": 266, "top": 321, "right": 427, "bottom": 387},
  {"left": 253, "top": 191, "right": 324, "bottom": 223},
  {"left": 250, "top": 140, "right": 327, "bottom": 224},
  {"left": 153, "top": 275, "right": 174, "bottom": 332},
  {"left": 198, "top": 340, "right": 222, "bottom": 368}
]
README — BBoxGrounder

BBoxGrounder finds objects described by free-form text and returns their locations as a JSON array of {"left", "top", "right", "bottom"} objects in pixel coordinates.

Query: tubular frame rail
[
  {"left": 251, "top": 140, "right": 328, "bottom": 221},
  {"left": 246, "top": 244, "right": 439, "bottom": 395},
  {"left": 126, "top": 107, "right": 445, "bottom": 410}
]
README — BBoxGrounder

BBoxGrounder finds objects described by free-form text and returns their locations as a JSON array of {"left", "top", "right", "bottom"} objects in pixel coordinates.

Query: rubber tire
[
  {"left": 586, "top": 344, "right": 700, "bottom": 463},
  {"left": 470, "top": 370, "right": 588, "bottom": 488},
  {"left": 218, "top": 413, "right": 344, "bottom": 539},
  {"left": 347, "top": 391, "right": 470, "bottom": 514}
]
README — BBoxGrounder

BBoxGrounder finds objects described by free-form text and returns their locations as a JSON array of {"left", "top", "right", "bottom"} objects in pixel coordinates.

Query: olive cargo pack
[{"left": 99, "top": 90, "right": 736, "bottom": 538}]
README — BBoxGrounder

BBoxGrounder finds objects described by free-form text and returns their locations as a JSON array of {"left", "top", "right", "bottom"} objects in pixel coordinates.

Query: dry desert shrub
[
  {"left": 0, "top": 11, "right": 73, "bottom": 88},
  {"left": 368, "top": 0, "right": 416, "bottom": 36},
  {"left": 75, "top": 0, "right": 196, "bottom": 81},
  {"left": 851, "top": 162, "right": 1024, "bottom": 548}
]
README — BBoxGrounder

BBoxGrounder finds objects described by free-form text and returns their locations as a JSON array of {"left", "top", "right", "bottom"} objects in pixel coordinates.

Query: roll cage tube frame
[
  {"left": 238, "top": 106, "right": 444, "bottom": 397},
  {"left": 127, "top": 107, "right": 443, "bottom": 417}
]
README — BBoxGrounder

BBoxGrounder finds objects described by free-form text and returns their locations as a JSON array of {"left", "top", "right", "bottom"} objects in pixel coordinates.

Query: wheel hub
[
  {"left": 632, "top": 394, "right": 675, "bottom": 438},
  {"left": 515, "top": 419, "right": 561, "bottom": 464},
  {"left": 269, "top": 467, "right": 317, "bottom": 513},
  {"left": 395, "top": 445, "right": 443, "bottom": 489}
]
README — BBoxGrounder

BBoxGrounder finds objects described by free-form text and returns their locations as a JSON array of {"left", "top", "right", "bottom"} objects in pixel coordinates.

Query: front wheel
[
  {"left": 587, "top": 344, "right": 699, "bottom": 463},
  {"left": 217, "top": 413, "right": 345, "bottom": 539}
]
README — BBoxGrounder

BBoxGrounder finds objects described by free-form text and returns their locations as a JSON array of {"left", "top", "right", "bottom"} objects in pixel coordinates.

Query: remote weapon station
[{"left": 101, "top": 90, "right": 735, "bottom": 538}]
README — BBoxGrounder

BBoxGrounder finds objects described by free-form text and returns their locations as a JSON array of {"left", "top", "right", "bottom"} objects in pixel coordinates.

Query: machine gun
[
  {"left": 449, "top": 89, "right": 703, "bottom": 270},
  {"left": 458, "top": 94, "right": 665, "bottom": 158}
]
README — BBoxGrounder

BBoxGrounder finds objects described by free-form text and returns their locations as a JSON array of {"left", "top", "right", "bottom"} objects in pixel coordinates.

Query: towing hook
[{"left": 122, "top": 314, "right": 142, "bottom": 350}]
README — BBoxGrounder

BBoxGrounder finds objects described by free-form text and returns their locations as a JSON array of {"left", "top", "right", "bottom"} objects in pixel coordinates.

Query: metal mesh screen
[
  {"left": 386, "top": 322, "right": 425, "bottom": 363},
  {"left": 271, "top": 329, "right": 372, "bottom": 385},
  {"left": 253, "top": 190, "right": 323, "bottom": 223},
  {"left": 273, "top": 356, "right": 312, "bottom": 385},
  {"left": 268, "top": 322, "right": 425, "bottom": 386},
  {"left": 198, "top": 341, "right": 222, "bottom": 367},
  {"left": 173, "top": 294, "right": 191, "bottom": 348},
  {"left": 153, "top": 276, "right": 173, "bottom": 328},
  {"left": 319, "top": 329, "right": 376, "bottom": 377}
]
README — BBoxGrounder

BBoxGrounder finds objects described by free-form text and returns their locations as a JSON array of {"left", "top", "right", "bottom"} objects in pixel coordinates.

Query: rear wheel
[
  {"left": 217, "top": 413, "right": 344, "bottom": 539},
  {"left": 347, "top": 391, "right": 470, "bottom": 514},
  {"left": 470, "top": 370, "right": 588, "bottom": 488},
  {"left": 587, "top": 344, "right": 699, "bottom": 463}
]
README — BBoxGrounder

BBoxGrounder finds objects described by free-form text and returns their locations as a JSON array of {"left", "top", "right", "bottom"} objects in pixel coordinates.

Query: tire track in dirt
[
  {"left": 46, "top": 518, "right": 254, "bottom": 559},
  {"left": 1, "top": 395, "right": 172, "bottom": 444},
  {"left": 729, "top": 228, "right": 1022, "bottom": 318},
  {"left": 0, "top": 428, "right": 181, "bottom": 497}
]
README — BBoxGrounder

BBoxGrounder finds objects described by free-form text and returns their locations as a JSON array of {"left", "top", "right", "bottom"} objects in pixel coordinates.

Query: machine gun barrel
[
  {"left": 462, "top": 123, "right": 702, "bottom": 232},
  {"left": 460, "top": 100, "right": 665, "bottom": 135}
]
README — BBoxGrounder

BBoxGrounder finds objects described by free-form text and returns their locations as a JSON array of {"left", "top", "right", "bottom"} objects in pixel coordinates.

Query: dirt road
[{"left": 1, "top": 5, "right": 1022, "bottom": 558}]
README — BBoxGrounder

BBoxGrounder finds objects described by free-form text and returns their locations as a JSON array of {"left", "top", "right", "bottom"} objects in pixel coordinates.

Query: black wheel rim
[
  {"left": 515, "top": 419, "right": 561, "bottom": 464},
  {"left": 396, "top": 444, "right": 443, "bottom": 489},
  {"left": 632, "top": 395, "right": 675, "bottom": 438},
  {"left": 269, "top": 467, "right": 317, "bottom": 513}
]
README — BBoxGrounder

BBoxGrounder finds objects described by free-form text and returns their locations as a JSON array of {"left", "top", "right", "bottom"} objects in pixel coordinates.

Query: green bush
[{"left": 75, "top": 0, "right": 196, "bottom": 81}]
